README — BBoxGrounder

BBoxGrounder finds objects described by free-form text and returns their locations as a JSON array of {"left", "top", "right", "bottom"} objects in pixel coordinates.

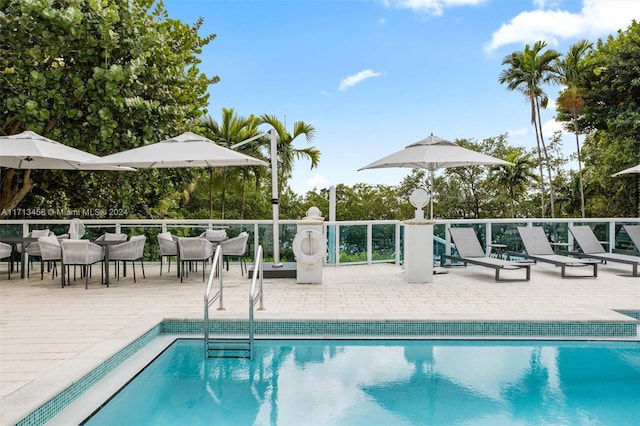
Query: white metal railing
[
  {"left": 203, "top": 245, "right": 224, "bottom": 356},
  {"left": 1, "top": 217, "right": 638, "bottom": 268},
  {"left": 249, "top": 245, "right": 265, "bottom": 360},
  {"left": 438, "top": 218, "right": 640, "bottom": 259}
]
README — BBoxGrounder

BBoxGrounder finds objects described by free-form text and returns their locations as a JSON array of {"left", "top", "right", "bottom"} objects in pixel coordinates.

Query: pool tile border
[
  {"left": 17, "top": 317, "right": 640, "bottom": 426},
  {"left": 163, "top": 319, "right": 638, "bottom": 338}
]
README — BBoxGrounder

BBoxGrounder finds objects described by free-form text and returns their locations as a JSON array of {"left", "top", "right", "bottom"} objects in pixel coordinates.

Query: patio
[{"left": 0, "top": 259, "right": 638, "bottom": 424}]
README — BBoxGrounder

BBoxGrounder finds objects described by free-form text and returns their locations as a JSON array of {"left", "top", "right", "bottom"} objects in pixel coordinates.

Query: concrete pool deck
[{"left": 0, "top": 260, "right": 638, "bottom": 424}]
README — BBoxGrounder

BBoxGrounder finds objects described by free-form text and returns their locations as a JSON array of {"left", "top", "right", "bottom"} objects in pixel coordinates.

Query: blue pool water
[{"left": 84, "top": 339, "right": 640, "bottom": 426}]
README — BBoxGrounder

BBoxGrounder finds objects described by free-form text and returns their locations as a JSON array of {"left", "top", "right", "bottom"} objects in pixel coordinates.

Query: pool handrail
[
  {"left": 249, "top": 245, "right": 264, "bottom": 360},
  {"left": 203, "top": 244, "right": 224, "bottom": 355}
]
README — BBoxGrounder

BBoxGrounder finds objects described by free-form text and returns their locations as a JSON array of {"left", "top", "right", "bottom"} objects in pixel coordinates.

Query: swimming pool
[{"left": 81, "top": 339, "right": 640, "bottom": 426}]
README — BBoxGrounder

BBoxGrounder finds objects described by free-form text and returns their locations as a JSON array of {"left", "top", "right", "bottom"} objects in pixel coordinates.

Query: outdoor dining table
[
  {"left": 92, "top": 239, "right": 123, "bottom": 285},
  {"left": 0, "top": 236, "right": 37, "bottom": 278}
]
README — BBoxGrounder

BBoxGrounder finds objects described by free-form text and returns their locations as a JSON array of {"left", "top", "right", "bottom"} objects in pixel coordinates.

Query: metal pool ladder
[{"left": 204, "top": 245, "right": 264, "bottom": 360}]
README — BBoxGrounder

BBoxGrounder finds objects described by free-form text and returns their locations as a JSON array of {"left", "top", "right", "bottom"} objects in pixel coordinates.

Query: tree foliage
[
  {"left": 1, "top": 0, "right": 218, "bottom": 217},
  {"left": 499, "top": 41, "right": 561, "bottom": 217},
  {"left": 577, "top": 21, "right": 640, "bottom": 216}
]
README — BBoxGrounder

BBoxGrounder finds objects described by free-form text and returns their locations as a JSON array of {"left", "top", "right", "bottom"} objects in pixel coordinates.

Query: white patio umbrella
[
  {"left": 89, "top": 130, "right": 270, "bottom": 222},
  {"left": 358, "top": 134, "right": 512, "bottom": 219},
  {"left": 0, "top": 130, "right": 134, "bottom": 171},
  {"left": 88, "top": 131, "right": 269, "bottom": 168},
  {"left": 612, "top": 163, "right": 640, "bottom": 176}
]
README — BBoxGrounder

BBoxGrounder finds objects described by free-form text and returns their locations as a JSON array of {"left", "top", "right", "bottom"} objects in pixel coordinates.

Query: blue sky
[{"left": 163, "top": 0, "right": 640, "bottom": 195}]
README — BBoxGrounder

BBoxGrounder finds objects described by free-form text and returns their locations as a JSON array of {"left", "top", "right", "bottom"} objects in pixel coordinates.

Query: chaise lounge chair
[
  {"left": 440, "top": 227, "right": 530, "bottom": 281},
  {"left": 513, "top": 226, "right": 598, "bottom": 278},
  {"left": 568, "top": 225, "right": 639, "bottom": 277},
  {"left": 616, "top": 225, "right": 640, "bottom": 255}
]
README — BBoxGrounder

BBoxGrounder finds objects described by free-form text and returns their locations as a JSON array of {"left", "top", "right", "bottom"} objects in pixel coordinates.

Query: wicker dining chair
[
  {"left": 37, "top": 235, "right": 63, "bottom": 280},
  {"left": 109, "top": 235, "right": 147, "bottom": 283},
  {"left": 220, "top": 232, "right": 249, "bottom": 275},
  {"left": 20, "top": 229, "right": 52, "bottom": 276},
  {"left": 0, "top": 242, "right": 12, "bottom": 280},
  {"left": 177, "top": 237, "right": 214, "bottom": 282},
  {"left": 60, "top": 240, "right": 105, "bottom": 289},
  {"left": 157, "top": 232, "right": 178, "bottom": 276}
]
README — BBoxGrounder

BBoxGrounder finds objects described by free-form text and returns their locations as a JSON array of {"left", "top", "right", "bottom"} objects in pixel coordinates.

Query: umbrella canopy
[
  {"left": 0, "top": 130, "right": 134, "bottom": 171},
  {"left": 358, "top": 134, "right": 511, "bottom": 172},
  {"left": 612, "top": 163, "right": 640, "bottom": 176},
  {"left": 358, "top": 134, "right": 512, "bottom": 219},
  {"left": 89, "top": 131, "right": 270, "bottom": 222},
  {"left": 88, "top": 131, "right": 268, "bottom": 168}
]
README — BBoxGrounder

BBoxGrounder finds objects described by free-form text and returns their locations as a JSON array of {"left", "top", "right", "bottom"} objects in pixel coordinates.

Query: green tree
[
  {"left": 200, "top": 109, "right": 265, "bottom": 219},
  {"left": 579, "top": 21, "right": 640, "bottom": 216},
  {"left": 1, "top": 0, "right": 218, "bottom": 216},
  {"left": 499, "top": 41, "right": 561, "bottom": 217},
  {"left": 258, "top": 115, "right": 320, "bottom": 198},
  {"left": 489, "top": 151, "right": 539, "bottom": 217},
  {"left": 555, "top": 39, "right": 593, "bottom": 218}
]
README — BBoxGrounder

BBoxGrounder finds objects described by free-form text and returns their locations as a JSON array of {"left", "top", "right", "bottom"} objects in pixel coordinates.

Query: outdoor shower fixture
[{"left": 232, "top": 128, "right": 283, "bottom": 268}]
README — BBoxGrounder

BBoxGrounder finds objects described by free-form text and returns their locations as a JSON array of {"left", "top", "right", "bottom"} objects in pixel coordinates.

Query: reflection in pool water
[{"left": 84, "top": 339, "right": 640, "bottom": 426}]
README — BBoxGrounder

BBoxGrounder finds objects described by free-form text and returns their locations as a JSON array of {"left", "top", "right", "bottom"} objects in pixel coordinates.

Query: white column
[{"left": 403, "top": 219, "right": 434, "bottom": 283}]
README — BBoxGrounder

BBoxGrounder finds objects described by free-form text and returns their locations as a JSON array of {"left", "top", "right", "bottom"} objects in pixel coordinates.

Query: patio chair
[
  {"left": 440, "top": 227, "right": 530, "bottom": 281},
  {"left": 61, "top": 240, "right": 105, "bottom": 289},
  {"left": 22, "top": 229, "right": 53, "bottom": 277},
  {"left": 0, "top": 242, "right": 12, "bottom": 280},
  {"left": 109, "top": 235, "right": 147, "bottom": 283},
  {"left": 37, "top": 235, "right": 63, "bottom": 280},
  {"left": 28, "top": 234, "right": 68, "bottom": 280},
  {"left": 220, "top": 232, "right": 249, "bottom": 275},
  {"left": 199, "top": 229, "right": 227, "bottom": 239},
  {"left": 177, "top": 237, "right": 214, "bottom": 282},
  {"left": 513, "top": 226, "right": 598, "bottom": 278},
  {"left": 568, "top": 225, "right": 639, "bottom": 277},
  {"left": 68, "top": 218, "right": 85, "bottom": 240},
  {"left": 157, "top": 232, "right": 178, "bottom": 276},
  {"left": 618, "top": 225, "right": 640, "bottom": 254}
]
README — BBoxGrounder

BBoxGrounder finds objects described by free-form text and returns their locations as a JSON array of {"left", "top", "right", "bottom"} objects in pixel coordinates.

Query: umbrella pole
[
  {"left": 209, "top": 168, "right": 213, "bottom": 220},
  {"left": 430, "top": 170, "right": 434, "bottom": 220}
]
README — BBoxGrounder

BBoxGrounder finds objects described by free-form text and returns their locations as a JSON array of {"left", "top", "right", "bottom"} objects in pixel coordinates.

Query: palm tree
[
  {"left": 555, "top": 39, "right": 593, "bottom": 218},
  {"left": 490, "top": 151, "right": 539, "bottom": 217},
  {"left": 201, "top": 108, "right": 265, "bottom": 218},
  {"left": 258, "top": 114, "right": 320, "bottom": 197},
  {"left": 499, "top": 41, "right": 561, "bottom": 218}
]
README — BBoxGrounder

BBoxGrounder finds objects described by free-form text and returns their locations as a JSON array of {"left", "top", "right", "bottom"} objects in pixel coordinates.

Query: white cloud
[
  {"left": 383, "top": 0, "right": 486, "bottom": 16},
  {"left": 542, "top": 117, "right": 564, "bottom": 136},
  {"left": 507, "top": 127, "right": 528, "bottom": 137},
  {"left": 291, "top": 173, "right": 331, "bottom": 194},
  {"left": 306, "top": 173, "right": 331, "bottom": 190},
  {"left": 486, "top": 0, "right": 640, "bottom": 52},
  {"left": 338, "top": 70, "right": 383, "bottom": 91}
]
